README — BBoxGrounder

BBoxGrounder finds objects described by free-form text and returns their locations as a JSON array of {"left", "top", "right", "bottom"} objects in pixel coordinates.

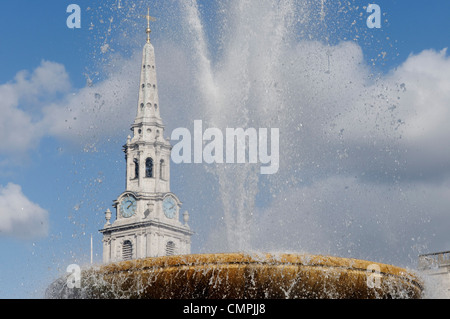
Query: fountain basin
[{"left": 47, "top": 253, "right": 423, "bottom": 299}]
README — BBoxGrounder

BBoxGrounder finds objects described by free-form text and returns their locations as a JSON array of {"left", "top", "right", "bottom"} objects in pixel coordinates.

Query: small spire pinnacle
[{"left": 143, "top": 7, "right": 156, "bottom": 43}]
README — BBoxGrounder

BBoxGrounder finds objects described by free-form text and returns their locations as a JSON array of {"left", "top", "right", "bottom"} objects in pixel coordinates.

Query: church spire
[
  {"left": 134, "top": 7, "right": 162, "bottom": 129},
  {"left": 100, "top": 7, "right": 193, "bottom": 264}
]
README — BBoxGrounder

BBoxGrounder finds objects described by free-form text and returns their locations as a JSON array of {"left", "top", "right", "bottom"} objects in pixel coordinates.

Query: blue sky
[{"left": 0, "top": 0, "right": 449, "bottom": 298}]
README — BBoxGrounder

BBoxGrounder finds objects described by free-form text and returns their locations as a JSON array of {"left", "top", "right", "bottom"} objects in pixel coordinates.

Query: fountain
[
  {"left": 46, "top": 1, "right": 425, "bottom": 299},
  {"left": 47, "top": 253, "right": 422, "bottom": 299}
]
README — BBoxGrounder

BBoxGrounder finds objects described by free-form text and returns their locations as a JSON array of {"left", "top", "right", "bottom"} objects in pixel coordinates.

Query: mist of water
[{"left": 177, "top": 0, "right": 397, "bottom": 254}]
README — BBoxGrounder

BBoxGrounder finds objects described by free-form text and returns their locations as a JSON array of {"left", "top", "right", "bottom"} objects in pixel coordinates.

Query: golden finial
[{"left": 142, "top": 7, "right": 156, "bottom": 43}]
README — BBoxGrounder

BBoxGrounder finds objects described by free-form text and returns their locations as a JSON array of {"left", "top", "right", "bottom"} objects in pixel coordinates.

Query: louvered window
[
  {"left": 122, "top": 240, "right": 133, "bottom": 261},
  {"left": 166, "top": 241, "right": 175, "bottom": 256}
]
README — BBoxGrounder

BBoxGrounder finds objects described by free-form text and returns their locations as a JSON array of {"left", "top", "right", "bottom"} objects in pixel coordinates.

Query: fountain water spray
[{"left": 181, "top": 0, "right": 300, "bottom": 252}]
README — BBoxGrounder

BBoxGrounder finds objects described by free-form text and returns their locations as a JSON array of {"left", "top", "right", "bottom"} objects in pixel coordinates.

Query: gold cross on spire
[{"left": 142, "top": 7, "right": 156, "bottom": 43}]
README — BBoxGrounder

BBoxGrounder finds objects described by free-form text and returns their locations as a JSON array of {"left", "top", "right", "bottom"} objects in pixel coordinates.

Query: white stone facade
[{"left": 418, "top": 251, "right": 450, "bottom": 298}]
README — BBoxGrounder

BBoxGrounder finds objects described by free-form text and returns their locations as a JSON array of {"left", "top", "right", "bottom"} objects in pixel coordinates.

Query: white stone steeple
[
  {"left": 134, "top": 41, "right": 162, "bottom": 125},
  {"left": 100, "top": 9, "right": 193, "bottom": 264}
]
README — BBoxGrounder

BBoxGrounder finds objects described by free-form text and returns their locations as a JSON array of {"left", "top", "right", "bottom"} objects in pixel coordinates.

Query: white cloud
[
  {"left": 250, "top": 176, "right": 450, "bottom": 266},
  {"left": 0, "top": 54, "right": 143, "bottom": 155},
  {"left": 390, "top": 48, "right": 450, "bottom": 179},
  {"left": 14, "top": 60, "right": 71, "bottom": 98},
  {"left": 41, "top": 53, "right": 141, "bottom": 146},
  {"left": 0, "top": 183, "right": 49, "bottom": 239},
  {"left": 0, "top": 60, "right": 71, "bottom": 155}
]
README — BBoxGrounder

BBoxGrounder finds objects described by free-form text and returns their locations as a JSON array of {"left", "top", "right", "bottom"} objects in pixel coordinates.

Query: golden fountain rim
[
  {"left": 46, "top": 252, "right": 424, "bottom": 299},
  {"left": 95, "top": 252, "right": 423, "bottom": 290}
]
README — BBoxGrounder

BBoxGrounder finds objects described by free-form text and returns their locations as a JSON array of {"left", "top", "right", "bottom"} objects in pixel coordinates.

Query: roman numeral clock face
[{"left": 120, "top": 195, "right": 137, "bottom": 218}]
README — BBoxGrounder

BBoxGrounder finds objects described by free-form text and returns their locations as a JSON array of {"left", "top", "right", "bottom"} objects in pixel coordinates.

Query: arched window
[
  {"left": 166, "top": 241, "right": 175, "bottom": 256},
  {"left": 133, "top": 158, "right": 139, "bottom": 179},
  {"left": 122, "top": 240, "right": 133, "bottom": 261},
  {"left": 159, "top": 159, "right": 165, "bottom": 180},
  {"left": 146, "top": 158, "right": 153, "bottom": 178}
]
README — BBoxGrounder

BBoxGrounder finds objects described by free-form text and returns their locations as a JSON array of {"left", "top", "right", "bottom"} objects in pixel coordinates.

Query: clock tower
[{"left": 99, "top": 9, "right": 194, "bottom": 264}]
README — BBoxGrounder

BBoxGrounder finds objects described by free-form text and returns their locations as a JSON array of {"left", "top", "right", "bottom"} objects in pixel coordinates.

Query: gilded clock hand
[{"left": 127, "top": 202, "right": 133, "bottom": 209}]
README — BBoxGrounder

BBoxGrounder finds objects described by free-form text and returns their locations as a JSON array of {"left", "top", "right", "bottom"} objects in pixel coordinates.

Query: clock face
[
  {"left": 120, "top": 195, "right": 137, "bottom": 218},
  {"left": 162, "top": 196, "right": 177, "bottom": 219}
]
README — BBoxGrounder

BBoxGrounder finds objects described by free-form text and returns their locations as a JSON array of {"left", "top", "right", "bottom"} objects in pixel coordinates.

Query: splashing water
[
  {"left": 176, "top": 0, "right": 398, "bottom": 253},
  {"left": 78, "top": 0, "right": 426, "bottom": 269},
  {"left": 179, "top": 0, "right": 301, "bottom": 251}
]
